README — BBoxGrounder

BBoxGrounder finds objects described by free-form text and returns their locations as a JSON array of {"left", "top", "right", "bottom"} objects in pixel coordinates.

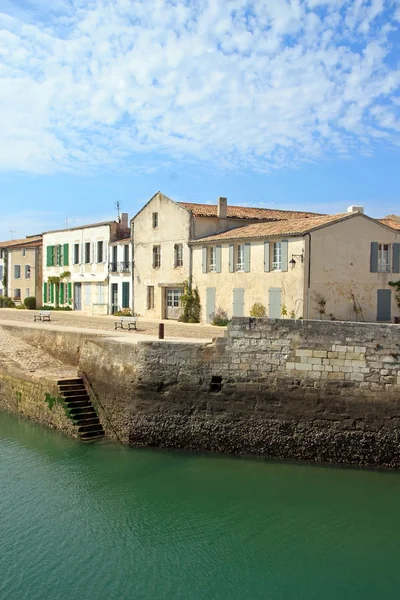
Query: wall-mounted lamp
[{"left": 289, "top": 254, "right": 304, "bottom": 269}]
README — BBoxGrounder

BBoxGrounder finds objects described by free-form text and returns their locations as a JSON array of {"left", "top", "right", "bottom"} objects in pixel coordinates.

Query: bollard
[{"left": 158, "top": 323, "right": 165, "bottom": 339}]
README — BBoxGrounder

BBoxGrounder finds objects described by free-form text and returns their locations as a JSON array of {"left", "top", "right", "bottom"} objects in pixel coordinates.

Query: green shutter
[
  {"left": 63, "top": 244, "right": 69, "bottom": 266},
  {"left": 46, "top": 246, "right": 52, "bottom": 267},
  {"left": 50, "top": 283, "right": 54, "bottom": 304},
  {"left": 43, "top": 282, "right": 47, "bottom": 304},
  {"left": 59, "top": 282, "right": 64, "bottom": 304},
  {"left": 51, "top": 245, "right": 55, "bottom": 266},
  {"left": 122, "top": 282, "right": 130, "bottom": 308},
  {"left": 68, "top": 282, "right": 72, "bottom": 302},
  {"left": 370, "top": 242, "right": 378, "bottom": 273}
]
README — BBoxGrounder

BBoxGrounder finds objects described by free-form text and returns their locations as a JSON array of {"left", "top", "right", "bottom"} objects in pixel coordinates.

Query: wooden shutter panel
[
  {"left": 43, "top": 282, "right": 47, "bottom": 303},
  {"left": 63, "top": 244, "right": 69, "bottom": 266},
  {"left": 50, "top": 283, "right": 54, "bottom": 304},
  {"left": 174, "top": 245, "right": 178, "bottom": 268},
  {"left": 281, "top": 240, "right": 288, "bottom": 272},
  {"left": 93, "top": 242, "right": 96, "bottom": 264},
  {"left": 202, "top": 247, "right": 207, "bottom": 273},
  {"left": 370, "top": 242, "right": 378, "bottom": 272},
  {"left": 229, "top": 244, "right": 234, "bottom": 273},
  {"left": 392, "top": 243, "right": 400, "bottom": 274},
  {"left": 59, "top": 282, "right": 64, "bottom": 304},
  {"left": 122, "top": 282, "right": 130, "bottom": 308},
  {"left": 216, "top": 245, "right": 222, "bottom": 273},
  {"left": 46, "top": 246, "right": 52, "bottom": 267},
  {"left": 244, "top": 243, "right": 251, "bottom": 272},
  {"left": 264, "top": 242, "right": 270, "bottom": 272},
  {"left": 68, "top": 282, "right": 72, "bottom": 302}
]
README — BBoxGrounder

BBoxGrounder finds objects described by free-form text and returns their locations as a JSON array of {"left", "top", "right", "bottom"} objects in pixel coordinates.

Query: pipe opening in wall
[{"left": 210, "top": 375, "right": 222, "bottom": 393}]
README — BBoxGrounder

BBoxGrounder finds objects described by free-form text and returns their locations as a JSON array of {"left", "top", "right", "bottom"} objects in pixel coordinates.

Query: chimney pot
[
  {"left": 120, "top": 212, "right": 128, "bottom": 228},
  {"left": 217, "top": 197, "right": 227, "bottom": 219},
  {"left": 347, "top": 205, "right": 364, "bottom": 214}
]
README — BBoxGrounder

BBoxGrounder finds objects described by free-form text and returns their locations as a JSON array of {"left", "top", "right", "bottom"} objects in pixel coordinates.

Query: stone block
[
  {"left": 286, "top": 362, "right": 295, "bottom": 370},
  {"left": 327, "top": 372, "right": 345, "bottom": 380},
  {"left": 346, "top": 352, "right": 363, "bottom": 360},
  {"left": 350, "top": 373, "right": 364, "bottom": 382},
  {"left": 354, "top": 346, "right": 367, "bottom": 354},
  {"left": 296, "top": 349, "right": 313, "bottom": 357},
  {"left": 294, "top": 363, "right": 310, "bottom": 371},
  {"left": 308, "top": 358, "right": 322, "bottom": 365},
  {"left": 333, "top": 345, "right": 347, "bottom": 352},
  {"left": 328, "top": 351, "right": 338, "bottom": 359},
  {"left": 313, "top": 351, "right": 327, "bottom": 358},
  {"left": 312, "top": 364, "right": 324, "bottom": 371},
  {"left": 351, "top": 360, "right": 367, "bottom": 368},
  {"left": 330, "top": 359, "right": 345, "bottom": 366}
]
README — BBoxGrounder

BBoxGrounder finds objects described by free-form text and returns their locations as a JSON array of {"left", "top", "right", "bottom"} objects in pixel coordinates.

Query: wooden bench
[
  {"left": 114, "top": 316, "right": 138, "bottom": 331},
  {"left": 34, "top": 310, "right": 51, "bottom": 322}
]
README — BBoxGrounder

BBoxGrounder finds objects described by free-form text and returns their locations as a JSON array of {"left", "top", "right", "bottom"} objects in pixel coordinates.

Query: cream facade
[
  {"left": 109, "top": 237, "right": 133, "bottom": 314},
  {"left": 192, "top": 213, "right": 400, "bottom": 323},
  {"left": 42, "top": 218, "right": 129, "bottom": 314},
  {"left": 6, "top": 238, "right": 43, "bottom": 306},
  {"left": 0, "top": 248, "right": 5, "bottom": 297}
]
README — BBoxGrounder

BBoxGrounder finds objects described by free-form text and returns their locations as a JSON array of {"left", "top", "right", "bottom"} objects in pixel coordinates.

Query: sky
[{"left": 0, "top": 0, "right": 400, "bottom": 240}]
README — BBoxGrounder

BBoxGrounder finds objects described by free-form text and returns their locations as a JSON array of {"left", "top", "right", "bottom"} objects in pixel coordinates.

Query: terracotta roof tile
[
  {"left": 178, "top": 202, "right": 322, "bottom": 221},
  {"left": 0, "top": 236, "right": 42, "bottom": 249},
  {"left": 379, "top": 218, "right": 400, "bottom": 230},
  {"left": 191, "top": 213, "right": 353, "bottom": 243}
]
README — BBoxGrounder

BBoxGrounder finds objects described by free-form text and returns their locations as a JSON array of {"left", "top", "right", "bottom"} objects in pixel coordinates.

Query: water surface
[{"left": 1, "top": 410, "right": 400, "bottom": 600}]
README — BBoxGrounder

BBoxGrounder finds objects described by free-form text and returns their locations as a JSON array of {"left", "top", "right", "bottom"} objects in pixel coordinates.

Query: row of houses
[{"left": 1, "top": 192, "right": 400, "bottom": 323}]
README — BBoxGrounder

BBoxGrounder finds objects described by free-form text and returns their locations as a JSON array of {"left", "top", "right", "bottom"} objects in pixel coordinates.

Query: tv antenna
[
  {"left": 116, "top": 201, "right": 121, "bottom": 223},
  {"left": 10, "top": 230, "right": 15, "bottom": 240}
]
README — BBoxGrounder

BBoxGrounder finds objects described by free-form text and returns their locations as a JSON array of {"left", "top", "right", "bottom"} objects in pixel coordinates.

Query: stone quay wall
[
  {"left": 0, "top": 357, "right": 77, "bottom": 437},
  {"left": 76, "top": 318, "right": 400, "bottom": 467}
]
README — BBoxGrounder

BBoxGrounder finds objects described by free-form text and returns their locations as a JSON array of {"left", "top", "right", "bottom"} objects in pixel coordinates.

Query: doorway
[
  {"left": 73, "top": 283, "right": 82, "bottom": 310},
  {"left": 111, "top": 283, "right": 118, "bottom": 314},
  {"left": 377, "top": 289, "right": 391, "bottom": 321},
  {"left": 165, "top": 288, "right": 183, "bottom": 319},
  {"left": 268, "top": 288, "right": 282, "bottom": 318}
]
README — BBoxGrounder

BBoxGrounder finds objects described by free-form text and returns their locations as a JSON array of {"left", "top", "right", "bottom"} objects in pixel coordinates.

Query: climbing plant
[
  {"left": 389, "top": 280, "right": 400, "bottom": 310},
  {"left": 312, "top": 293, "right": 327, "bottom": 319},
  {"left": 350, "top": 292, "right": 365, "bottom": 322},
  {"left": 48, "top": 271, "right": 71, "bottom": 308},
  {"left": 2, "top": 249, "right": 8, "bottom": 290},
  {"left": 179, "top": 279, "right": 201, "bottom": 323}
]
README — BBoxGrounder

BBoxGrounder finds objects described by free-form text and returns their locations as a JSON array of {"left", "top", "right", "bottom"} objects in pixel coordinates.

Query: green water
[{"left": 1, "top": 412, "right": 400, "bottom": 600}]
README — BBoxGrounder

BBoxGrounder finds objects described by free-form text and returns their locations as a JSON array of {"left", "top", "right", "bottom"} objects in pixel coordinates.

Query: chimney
[
  {"left": 347, "top": 205, "right": 364, "bottom": 214},
  {"left": 217, "top": 197, "right": 227, "bottom": 219},
  {"left": 120, "top": 212, "right": 128, "bottom": 228}
]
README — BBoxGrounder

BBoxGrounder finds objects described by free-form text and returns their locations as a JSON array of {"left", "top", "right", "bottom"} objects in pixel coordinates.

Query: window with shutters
[
  {"left": 25, "top": 265, "right": 31, "bottom": 279},
  {"left": 14, "top": 265, "right": 21, "bottom": 279},
  {"left": 56, "top": 244, "right": 62, "bottom": 266},
  {"left": 74, "top": 244, "right": 80, "bottom": 265},
  {"left": 14, "top": 288, "right": 21, "bottom": 300},
  {"left": 174, "top": 244, "right": 183, "bottom": 267},
  {"left": 209, "top": 247, "right": 216, "bottom": 271},
  {"left": 22, "top": 249, "right": 26, "bottom": 257},
  {"left": 97, "top": 241, "right": 103, "bottom": 263},
  {"left": 378, "top": 244, "right": 390, "bottom": 272},
  {"left": 272, "top": 242, "right": 282, "bottom": 271},
  {"left": 152, "top": 212, "right": 158, "bottom": 228},
  {"left": 147, "top": 286, "right": 155, "bottom": 309},
  {"left": 85, "top": 242, "right": 91, "bottom": 264},
  {"left": 97, "top": 283, "right": 104, "bottom": 304},
  {"left": 153, "top": 245, "right": 161, "bottom": 268},
  {"left": 236, "top": 244, "right": 245, "bottom": 271}
]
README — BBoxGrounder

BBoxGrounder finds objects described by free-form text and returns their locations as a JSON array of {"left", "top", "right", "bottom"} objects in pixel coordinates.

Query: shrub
[
  {"left": 211, "top": 307, "right": 230, "bottom": 327},
  {"left": 179, "top": 280, "right": 201, "bottom": 323},
  {"left": 250, "top": 302, "right": 266, "bottom": 318},
  {"left": 39, "top": 305, "right": 72, "bottom": 311},
  {"left": 16, "top": 304, "right": 26, "bottom": 309},
  {"left": 0, "top": 295, "right": 16, "bottom": 308},
  {"left": 24, "top": 296, "right": 36, "bottom": 310},
  {"left": 114, "top": 308, "right": 133, "bottom": 317}
]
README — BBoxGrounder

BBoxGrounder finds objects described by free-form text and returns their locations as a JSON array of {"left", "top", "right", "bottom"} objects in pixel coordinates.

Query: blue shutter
[
  {"left": 264, "top": 241, "right": 270, "bottom": 272},
  {"left": 233, "top": 288, "right": 244, "bottom": 317},
  {"left": 392, "top": 243, "right": 400, "bottom": 274},
  {"left": 202, "top": 247, "right": 207, "bottom": 273},
  {"left": 281, "top": 240, "right": 288, "bottom": 272},
  {"left": 377, "top": 289, "right": 391, "bottom": 321},
  {"left": 370, "top": 242, "right": 378, "bottom": 272},
  {"left": 244, "top": 243, "right": 250, "bottom": 272},
  {"left": 216, "top": 245, "right": 221, "bottom": 273},
  {"left": 229, "top": 244, "right": 234, "bottom": 273}
]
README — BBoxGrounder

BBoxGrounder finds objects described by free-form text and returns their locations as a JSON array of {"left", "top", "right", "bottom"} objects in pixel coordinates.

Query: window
[
  {"left": 25, "top": 288, "right": 30, "bottom": 298},
  {"left": 74, "top": 244, "right": 80, "bottom": 265},
  {"left": 97, "top": 241, "right": 103, "bottom": 263},
  {"left": 14, "top": 265, "right": 21, "bottom": 279},
  {"left": 122, "top": 244, "right": 130, "bottom": 270},
  {"left": 167, "top": 288, "right": 182, "bottom": 307},
  {"left": 22, "top": 249, "right": 26, "bottom": 257},
  {"left": 209, "top": 246, "right": 216, "bottom": 271},
  {"left": 147, "top": 286, "right": 155, "bottom": 309},
  {"left": 378, "top": 244, "right": 390, "bottom": 272},
  {"left": 25, "top": 265, "right": 30, "bottom": 279},
  {"left": 236, "top": 244, "right": 245, "bottom": 271},
  {"left": 14, "top": 288, "right": 21, "bottom": 299},
  {"left": 56, "top": 244, "right": 62, "bottom": 266},
  {"left": 272, "top": 242, "right": 282, "bottom": 270},
  {"left": 97, "top": 283, "right": 104, "bottom": 304},
  {"left": 84, "top": 283, "right": 91, "bottom": 305},
  {"left": 152, "top": 212, "right": 158, "bottom": 228},
  {"left": 85, "top": 242, "right": 91, "bottom": 264},
  {"left": 153, "top": 245, "right": 161, "bottom": 268},
  {"left": 174, "top": 244, "right": 183, "bottom": 267}
]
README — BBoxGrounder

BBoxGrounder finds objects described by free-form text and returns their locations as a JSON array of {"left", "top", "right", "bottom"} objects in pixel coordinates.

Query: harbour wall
[{"left": 2, "top": 319, "right": 400, "bottom": 466}]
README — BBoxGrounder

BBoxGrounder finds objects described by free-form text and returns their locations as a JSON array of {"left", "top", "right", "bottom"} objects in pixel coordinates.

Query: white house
[
  {"left": 42, "top": 215, "right": 129, "bottom": 314},
  {"left": 108, "top": 233, "right": 133, "bottom": 314}
]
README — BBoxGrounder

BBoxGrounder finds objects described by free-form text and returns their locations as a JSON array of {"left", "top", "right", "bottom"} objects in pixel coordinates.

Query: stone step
[
  {"left": 71, "top": 411, "right": 97, "bottom": 423},
  {"left": 77, "top": 423, "right": 105, "bottom": 434},
  {"left": 63, "top": 394, "right": 90, "bottom": 402},
  {"left": 69, "top": 406, "right": 96, "bottom": 416},
  {"left": 59, "top": 384, "right": 86, "bottom": 392},
  {"left": 57, "top": 378, "right": 83, "bottom": 385},
  {"left": 73, "top": 417, "right": 101, "bottom": 427},
  {"left": 80, "top": 430, "right": 105, "bottom": 441},
  {"left": 67, "top": 401, "right": 92, "bottom": 410},
  {"left": 61, "top": 389, "right": 87, "bottom": 397}
]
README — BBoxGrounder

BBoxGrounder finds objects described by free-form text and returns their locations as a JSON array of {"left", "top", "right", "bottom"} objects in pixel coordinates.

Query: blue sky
[{"left": 0, "top": 0, "right": 399, "bottom": 239}]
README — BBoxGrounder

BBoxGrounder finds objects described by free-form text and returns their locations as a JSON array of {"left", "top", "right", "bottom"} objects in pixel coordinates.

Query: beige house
[
  {"left": 131, "top": 191, "right": 319, "bottom": 319},
  {"left": 192, "top": 209, "right": 400, "bottom": 323},
  {"left": 0, "top": 236, "right": 43, "bottom": 306}
]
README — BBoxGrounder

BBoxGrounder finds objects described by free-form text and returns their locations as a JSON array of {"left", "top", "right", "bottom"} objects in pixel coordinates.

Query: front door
[
  {"left": 233, "top": 288, "right": 244, "bottom": 317},
  {"left": 165, "top": 288, "right": 183, "bottom": 319},
  {"left": 206, "top": 287, "right": 216, "bottom": 323},
  {"left": 377, "top": 289, "right": 391, "bottom": 321},
  {"left": 111, "top": 283, "right": 118, "bottom": 314},
  {"left": 268, "top": 288, "right": 282, "bottom": 318},
  {"left": 73, "top": 283, "right": 81, "bottom": 310}
]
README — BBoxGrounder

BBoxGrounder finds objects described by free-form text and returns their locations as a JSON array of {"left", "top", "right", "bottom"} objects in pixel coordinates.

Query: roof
[
  {"left": 42, "top": 221, "right": 116, "bottom": 235},
  {"left": 191, "top": 213, "right": 360, "bottom": 243},
  {"left": 178, "top": 202, "right": 322, "bottom": 221},
  {"left": 0, "top": 235, "right": 42, "bottom": 249},
  {"left": 379, "top": 218, "right": 400, "bottom": 231}
]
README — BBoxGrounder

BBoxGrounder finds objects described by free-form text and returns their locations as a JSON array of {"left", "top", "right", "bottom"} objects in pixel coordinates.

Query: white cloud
[{"left": 0, "top": 0, "right": 399, "bottom": 174}]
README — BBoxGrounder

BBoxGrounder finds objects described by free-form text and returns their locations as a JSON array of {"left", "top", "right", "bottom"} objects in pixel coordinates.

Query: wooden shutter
[
  {"left": 264, "top": 241, "right": 270, "bottom": 272},
  {"left": 244, "top": 243, "right": 251, "bottom": 272},
  {"left": 370, "top": 242, "right": 378, "bottom": 272},
  {"left": 46, "top": 246, "right": 52, "bottom": 267},
  {"left": 216, "top": 245, "right": 222, "bottom": 273},
  {"left": 63, "top": 244, "right": 69, "bottom": 266},
  {"left": 174, "top": 245, "right": 178, "bottom": 268},
  {"left": 281, "top": 240, "right": 288, "bottom": 272},
  {"left": 202, "top": 247, "right": 207, "bottom": 273},
  {"left": 50, "top": 283, "right": 54, "bottom": 304},
  {"left": 122, "top": 282, "right": 130, "bottom": 308},
  {"left": 93, "top": 242, "right": 96, "bottom": 264},
  {"left": 392, "top": 243, "right": 400, "bottom": 274},
  {"left": 233, "top": 288, "right": 244, "bottom": 317},
  {"left": 229, "top": 244, "right": 234, "bottom": 273},
  {"left": 59, "top": 282, "right": 64, "bottom": 304},
  {"left": 68, "top": 282, "right": 72, "bottom": 302},
  {"left": 43, "top": 282, "right": 47, "bottom": 304}
]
